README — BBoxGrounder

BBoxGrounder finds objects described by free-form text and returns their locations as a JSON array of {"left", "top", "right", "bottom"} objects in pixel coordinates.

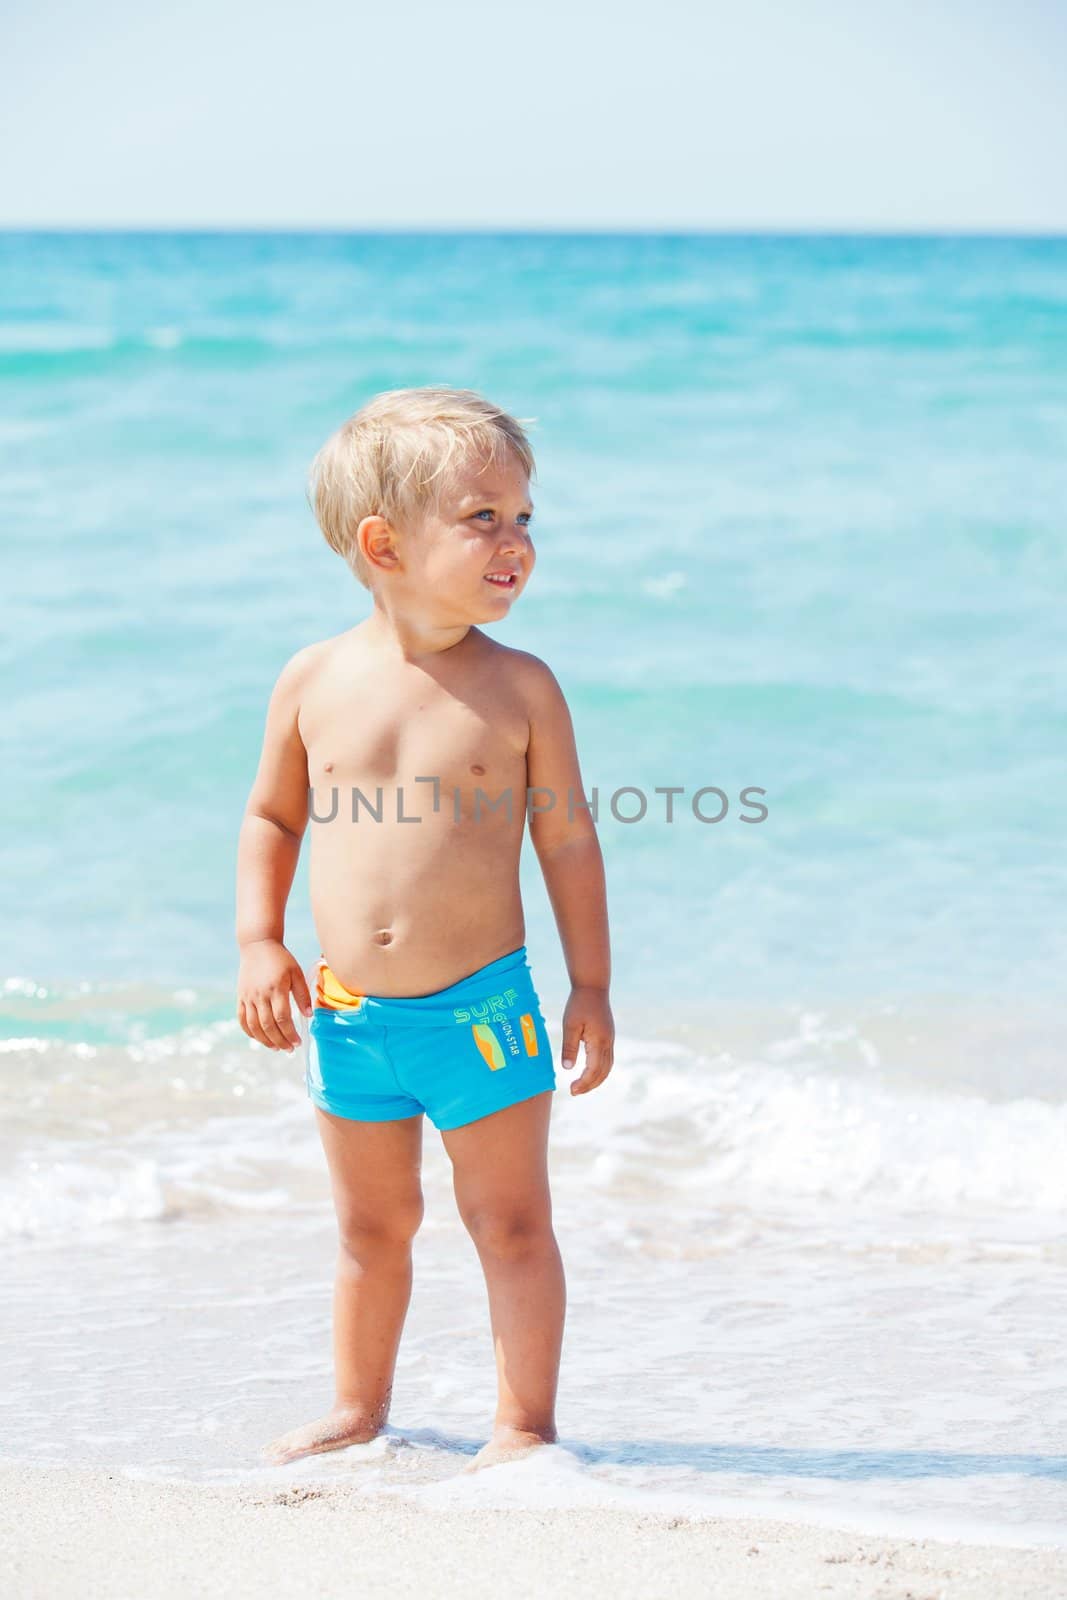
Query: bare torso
[{"left": 298, "top": 624, "right": 531, "bottom": 996}]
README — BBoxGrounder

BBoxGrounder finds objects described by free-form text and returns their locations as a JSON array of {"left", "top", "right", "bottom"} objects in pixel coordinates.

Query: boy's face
[{"left": 391, "top": 450, "right": 536, "bottom": 621}]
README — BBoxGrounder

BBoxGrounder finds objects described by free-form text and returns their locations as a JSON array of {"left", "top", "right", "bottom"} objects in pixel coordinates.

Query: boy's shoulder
[
  {"left": 475, "top": 634, "right": 564, "bottom": 696},
  {"left": 473, "top": 636, "right": 569, "bottom": 720},
  {"left": 476, "top": 636, "right": 566, "bottom": 700},
  {"left": 275, "top": 631, "right": 345, "bottom": 682},
  {"left": 268, "top": 630, "right": 356, "bottom": 711}
]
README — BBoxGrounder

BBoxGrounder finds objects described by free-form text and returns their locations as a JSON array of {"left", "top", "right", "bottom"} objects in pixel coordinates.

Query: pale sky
[{"left": 1, "top": 0, "right": 1065, "bottom": 230}]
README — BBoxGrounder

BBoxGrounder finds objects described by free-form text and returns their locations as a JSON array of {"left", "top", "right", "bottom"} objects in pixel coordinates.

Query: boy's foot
[
  {"left": 264, "top": 1406, "right": 383, "bottom": 1466},
  {"left": 462, "top": 1426, "right": 555, "bottom": 1474}
]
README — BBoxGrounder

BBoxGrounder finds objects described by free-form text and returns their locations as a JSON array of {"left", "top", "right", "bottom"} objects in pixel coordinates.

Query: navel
[
  {"left": 471, "top": 763, "right": 486, "bottom": 776},
  {"left": 373, "top": 929, "right": 394, "bottom": 946}
]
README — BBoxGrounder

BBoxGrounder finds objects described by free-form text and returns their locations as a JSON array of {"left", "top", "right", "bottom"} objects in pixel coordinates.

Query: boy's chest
[{"left": 305, "top": 680, "right": 529, "bottom": 794}]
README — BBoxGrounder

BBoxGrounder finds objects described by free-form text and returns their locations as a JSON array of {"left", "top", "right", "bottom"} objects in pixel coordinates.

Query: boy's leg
[
  {"left": 264, "top": 1107, "right": 424, "bottom": 1464},
  {"left": 440, "top": 1090, "right": 564, "bottom": 1467}
]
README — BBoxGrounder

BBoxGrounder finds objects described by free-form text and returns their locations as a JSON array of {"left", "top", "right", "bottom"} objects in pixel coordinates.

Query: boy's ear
[{"left": 357, "top": 513, "right": 401, "bottom": 572}]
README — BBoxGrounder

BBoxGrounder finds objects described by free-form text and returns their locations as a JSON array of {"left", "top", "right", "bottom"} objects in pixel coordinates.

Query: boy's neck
[{"left": 364, "top": 604, "right": 476, "bottom": 664}]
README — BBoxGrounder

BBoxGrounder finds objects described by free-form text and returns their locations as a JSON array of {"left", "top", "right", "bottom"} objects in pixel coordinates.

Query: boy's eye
[{"left": 474, "top": 510, "right": 533, "bottom": 525}]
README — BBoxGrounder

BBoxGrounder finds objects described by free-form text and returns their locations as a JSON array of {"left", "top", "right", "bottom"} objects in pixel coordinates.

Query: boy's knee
[
  {"left": 337, "top": 1196, "right": 424, "bottom": 1256},
  {"left": 462, "top": 1206, "right": 552, "bottom": 1256}
]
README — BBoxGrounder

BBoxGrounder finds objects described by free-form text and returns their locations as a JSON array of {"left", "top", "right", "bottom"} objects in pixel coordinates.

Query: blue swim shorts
[{"left": 306, "top": 945, "right": 557, "bottom": 1131}]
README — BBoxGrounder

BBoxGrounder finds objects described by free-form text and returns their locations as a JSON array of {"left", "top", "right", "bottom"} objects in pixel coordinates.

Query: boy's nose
[{"left": 500, "top": 526, "right": 533, "bottom": 555}]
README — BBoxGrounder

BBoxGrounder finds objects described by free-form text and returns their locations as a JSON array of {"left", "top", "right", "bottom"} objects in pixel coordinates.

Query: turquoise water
[
  {"left": 3, "top": 234, "right": 1067, "bottom": 1540},
  {"left": 3, "top": 232, "right": 1065, "bottom": 1013}
]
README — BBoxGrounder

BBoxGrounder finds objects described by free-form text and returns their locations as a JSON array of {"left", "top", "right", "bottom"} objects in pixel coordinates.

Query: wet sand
[{"left": 2, "top": 1460, "right": 1065, "bottom": 1599}]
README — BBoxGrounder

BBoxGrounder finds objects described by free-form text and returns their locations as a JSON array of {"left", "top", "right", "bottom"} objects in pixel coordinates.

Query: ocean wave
[
  {"left": 3, "top": 1012, "right": 1067, "bottom": 1239},
  {"left": 0, "top": 322, "right": 115, "bottom": 354},
  {"left": 585, "top": 1038, "right": 1067, "bottom": 1213}
]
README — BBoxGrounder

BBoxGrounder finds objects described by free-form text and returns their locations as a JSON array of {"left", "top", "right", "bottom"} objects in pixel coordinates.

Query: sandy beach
[{"left": 1, "top": 1461, "right": 1064, "bottom": 1600}]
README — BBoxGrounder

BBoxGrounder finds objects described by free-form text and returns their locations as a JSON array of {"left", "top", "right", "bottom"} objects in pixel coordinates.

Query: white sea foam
[
  {"left": 0, "top": 1156, "right": 168, "bottom": 1237},
  {"left": 3, "top": 1020, "right": 1067, "bottom": 1242}
]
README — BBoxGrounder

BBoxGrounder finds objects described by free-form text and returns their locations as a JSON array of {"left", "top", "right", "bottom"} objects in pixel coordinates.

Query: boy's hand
[
  {"left": 560, "top": 986, "right": 615, "bottom": 1096},
  {"left": 237, "top": 939, "right": 313, "bottom": 1053}
]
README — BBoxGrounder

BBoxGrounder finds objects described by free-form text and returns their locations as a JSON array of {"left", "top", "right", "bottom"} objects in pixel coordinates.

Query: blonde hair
[{"left": 308, "top": 386, "right": 538, "bottom": 591}]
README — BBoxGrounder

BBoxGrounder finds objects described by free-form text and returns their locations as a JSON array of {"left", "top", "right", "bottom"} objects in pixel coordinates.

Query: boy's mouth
[{"left": 484, "top": 571, "right": 518, "bottom": 589}]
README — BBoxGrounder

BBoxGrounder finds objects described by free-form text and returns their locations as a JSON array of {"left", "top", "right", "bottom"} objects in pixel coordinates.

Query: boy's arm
[
  {"left": 522, "top": 657, "right": 614, "bottom": 1096},
  {"left": 235, "top": 646, "right": 319, "bottom": 1050}
]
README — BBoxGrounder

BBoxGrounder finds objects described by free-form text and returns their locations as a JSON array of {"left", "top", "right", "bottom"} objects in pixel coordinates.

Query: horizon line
[{"left": 0, "top": 223, "right": 1065, "bottom": 240}]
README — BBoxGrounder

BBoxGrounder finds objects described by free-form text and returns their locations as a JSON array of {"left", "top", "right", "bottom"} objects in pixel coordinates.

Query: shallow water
[{"left": 3, "top": 994, "right": 1067, "bottom": 1543}]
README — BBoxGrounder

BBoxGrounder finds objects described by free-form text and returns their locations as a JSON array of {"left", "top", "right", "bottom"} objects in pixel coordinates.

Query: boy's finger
[
  {"left": 270, "top": 996, "right": 301, "bottom": 1050},
  {"left": 239, "top": 998, "right": 267, "bottom": 1047},
  {"left": 291, "top": 968, "right": 314, "bottom": 1018},
  {"left": 244, "top": 1005, "right": 270, "bottom": 1049},
  {"left": 560, "top": 1030, "right": 584, "bottom": 1071},
  {"left": 255, "top": 998, "right": 289, "bottom": 1051},
  {"left": 571, "top": 1039, "right": 609, "bottom": 1093}
]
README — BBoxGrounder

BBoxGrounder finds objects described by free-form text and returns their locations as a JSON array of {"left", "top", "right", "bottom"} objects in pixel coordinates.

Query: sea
[{"left": 2, "top": 230, "right": 1066, "bottom": 1547}]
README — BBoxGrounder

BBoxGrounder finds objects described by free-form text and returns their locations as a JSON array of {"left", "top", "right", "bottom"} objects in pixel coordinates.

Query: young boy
[{"left": 235, "top": 386, "right": 614, "bottom": 1473}]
